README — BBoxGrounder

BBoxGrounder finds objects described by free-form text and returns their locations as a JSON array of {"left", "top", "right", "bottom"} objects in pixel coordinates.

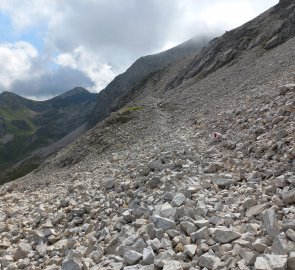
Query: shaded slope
[
  {"left": 88, "top": 36, "right": 211, "bottom": 126},
  {"left": 0, "top": 87, "right": 97, "bottom": 183}
]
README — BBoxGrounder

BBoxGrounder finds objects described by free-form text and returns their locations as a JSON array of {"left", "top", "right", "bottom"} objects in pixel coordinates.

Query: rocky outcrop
[
  {"left": 88, "top": 37, "right": 210, "bottom": 126},
  {"left": 167, "top": 0, "right": 295, "bottom": 90}
]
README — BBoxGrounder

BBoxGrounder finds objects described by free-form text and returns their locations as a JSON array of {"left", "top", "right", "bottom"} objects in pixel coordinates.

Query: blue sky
[{"left": 0, "top": 0, "right": 278, "bottom": 99}]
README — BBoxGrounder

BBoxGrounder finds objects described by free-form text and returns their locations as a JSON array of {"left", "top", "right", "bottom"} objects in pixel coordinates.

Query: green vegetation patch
[{"left": 122, "top": 106, "right": 144, "bottom": 113}]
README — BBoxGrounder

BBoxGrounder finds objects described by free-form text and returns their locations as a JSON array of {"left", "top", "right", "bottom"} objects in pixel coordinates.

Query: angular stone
[
  {"left": 180, "top": 221, "right": 196, "bottom": 235},
  {"left": 261, "top": 208, "right": 278, "bottom": 237},
  {"left": 246, "top": 204, "right": 268, "bottom": 217},
  {"left": 282, "top": 189, "right": 295, "bottom": 204},
  {"left": 274, "top": 176, "right": 288, "bottom": 188},
  {"left": 211, "top": 226, "right": 241, "bottom": 243},
  {"left": 160, "top": 202, "right": 176, "bottom": 218},
  {"left": 14, "top": 242, "right": 32, "bottom": 261},
  {"left": 199, "top": 253, "right": 222, "bottom": 269},
  {"left": 286, "top": 229, "right": 295, "bottom": 241},
  {"left": 142, "top": 246, "right": 155, "bottom": 265},
  {"left": 154, "top": 251, "right": 174, "bottom": 268},
  {"left": 1, "top": 255, "right": 14, "bottom": 268},
  {"left": 272, "top": 233, "right": 288, "bottom": 255},
  {"left": 252, "top": 238, "right": 268, "bottom": 253},
  {"left": 191, "top": 226, "right": 208, "bottom": 242},
  {"left": 105, "top": 179, "right": 115, "bottom": 190},
  {"left": 243, "top": 198, "right": 256, "bottom": 209},
  {"left": 279, "top": 84, "right": 295, "bottom": 95},
  {"left": 238, "top": 248, "right": 258, "bottom": 266},
  {"left": 266, "top": 254, "right": 288, "bottom": 270},
  {"left": 282, "top": 219, "right": 295, "bottom": 231},
  {"left": 275, "top": 129, "right": 288, "bottom": 141},
  {"left": 204, "top": 163, "right": 222, "bottom": 173},
  {"left": 171, "top": 193, "right": 186, "bottom": 207},
  {"left": 195, "top": 218, "right": 209, "bottom": 228},
  {"left": 147, "top": 238, "right": 161, "bottom": 251},
  {"left": 162, "top": 260, "right": 183, "bottom": 270},
  {"left": 212, "top": 178, "right": 236, "bottom": 189},
  {"left": 123, "top": 250, "right": 142, "bottom": 265},
  {"left": 61, "top": 258, "right": 83, "bottom": 270},
  {"left": 288, "top": 252, "right": 295, "bottom": 270},
  {"left": 152, "top": 215, "right": 176, "bottom": 230},
  {"left": 184, "top": 244, "right": 197, "bottom": 258},
  {"left": 254, "top": 256, "right": 271, "bottom": 270}
]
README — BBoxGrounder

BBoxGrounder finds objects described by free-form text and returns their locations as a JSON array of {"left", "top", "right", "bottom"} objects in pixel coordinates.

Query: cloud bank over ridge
[{"left": 0, "top": 0, "right": 278, "bottom": 99}]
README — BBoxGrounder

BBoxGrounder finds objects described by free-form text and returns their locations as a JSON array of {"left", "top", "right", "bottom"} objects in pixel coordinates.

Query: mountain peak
[{"left": 58, "top": 87, "right": 90, "bottom": 98}]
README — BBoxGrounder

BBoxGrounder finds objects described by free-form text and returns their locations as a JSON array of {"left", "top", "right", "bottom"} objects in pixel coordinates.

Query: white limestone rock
[{"left": 211, "top": 226, "right": 241, "bottom": 243}]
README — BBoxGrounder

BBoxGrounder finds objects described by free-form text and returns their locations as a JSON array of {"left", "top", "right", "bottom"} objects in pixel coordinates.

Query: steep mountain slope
[
  {"left": 0, "top": 87, "right": 97, "bottom": 183},
  {"left": 88, "top": 36, "right": 211, "bottom": 126},
  {"left": 0, "top": 1, "right": 295, "bottom": 269},
  {"left": 167, "top": 0, "right": 295, "bottom": 89}
]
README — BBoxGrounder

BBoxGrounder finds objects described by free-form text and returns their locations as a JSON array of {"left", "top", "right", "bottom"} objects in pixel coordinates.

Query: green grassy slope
[{"left": 0, "top": 88, "right": 97, "bottom": 184}]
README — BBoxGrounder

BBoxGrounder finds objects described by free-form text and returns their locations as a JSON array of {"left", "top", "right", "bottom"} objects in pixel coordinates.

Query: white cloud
[
  {"left": 0, "top": 41, "right": 38, "bottom": 89},
  {"left": 56, "top": 47, "right": 116, "bottom": 91}
]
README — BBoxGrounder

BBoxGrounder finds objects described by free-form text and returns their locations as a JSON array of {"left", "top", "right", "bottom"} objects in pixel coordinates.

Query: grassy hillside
[{"left": 0, "top": 88, "right": 97, "bottom": 184}]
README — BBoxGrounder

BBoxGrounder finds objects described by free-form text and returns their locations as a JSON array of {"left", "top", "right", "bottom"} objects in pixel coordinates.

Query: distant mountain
[
  {"left": 88, "top": 36, "right": 211, "bottom": 126},
  {"left": 0, "top": 87, "right": 97, "bottom": 183}
]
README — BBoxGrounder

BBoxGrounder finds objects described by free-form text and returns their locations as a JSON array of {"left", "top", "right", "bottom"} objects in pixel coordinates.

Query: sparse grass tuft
[{"left": 122, "top": 106, "right": 144, "bottom": 113}]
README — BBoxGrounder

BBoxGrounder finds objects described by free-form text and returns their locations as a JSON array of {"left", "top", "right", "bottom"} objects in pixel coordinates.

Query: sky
[{"left": 0, "top": 0, "right": 278, "bottom": 99}]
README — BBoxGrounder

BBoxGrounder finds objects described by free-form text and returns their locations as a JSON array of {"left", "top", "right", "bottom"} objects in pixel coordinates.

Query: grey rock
[
  {"left": 14, "top": 242, "right": 32, "bottom": 261},
  {"left": 246, "top": 204, "right": 268, "bottom": 217},
  {"left": 286, "top": 229, "right": 295, "bottom": 241},
  {"left": 212, "top": 178, "right": 236, "bottom": 189},
  {"left": 184, "top": 244, "right": 197, "bottom": 258},
  {"left": 279, "top": 84, "right": 295, "bottom": 95},
  {"left": 272, "top": 233, "right": 289, "bottom": 255},
  {"left": 105, "top": 179, "right": 115, "bottom": 190},
  {"left": 275, "top": 129, "right": 288, "bottom": 141},
  {"left": 180, "top": 221, "right": 197, "bottom": 235},
  {"left": 191, "top": 226, "right": 208, "bottom": 242},
  {"left": 211, "top": 226, "right": 241, "bottom": 243},
  {"left": 199, "top": 253, "right": 222, "bottom": 269},
  {"left": 1, "top": 255, "right": 14, "bottom": 268},
  {"left": 288, "top": 252, "right": 295, "bottom": 270},
  {"left": 252, "top": 238, "right": 268, "bottom": 253},
  {"left": 238, "top": 248, "right": 258, "bottom": 266},
  {"left": 152, "top": 215, "right": 176, "bottom": 230},
  {"left": 123, "top": 250, "right": 143, "bottom": 265},
  {"left": 266, "top": 254, "right": 288, "bottom": 270},
  {"left": 281, "top": 189, "right": 295, "bottom": 204},
  {"left": 171, "top": 193, "right": 186, "bottom": 207},
  {"left": 204, "top": 163, "right": 222, "bottom": 173},
  {"left": 261, "top": 208, "right": 278, "bottom": 237},
  {"left": 61, "top": 258, "right": 83, "bottom": 270},
  {"left": 154, "top": 251, "right": 174, "bottom": 268},
  {"left": 254, "top": 256, "right": 271, "bottom": 270},
  {"left": 147, "top": 238, "right": 161, "bottom": 251},
  {"left": 282, "top": 219, "right": 295, "bottom": 231},
  {"left": 162, "top": 192, "right": 174, "bottom": 202},
  {"left": 162, "top": 260, "right": 183, "bottom": 270},
  {"left": 142, "top": 246, "right": 155, "bottom": 265},
  {"left": 160, "top": 202, "right": 176, "bottom": 218}
]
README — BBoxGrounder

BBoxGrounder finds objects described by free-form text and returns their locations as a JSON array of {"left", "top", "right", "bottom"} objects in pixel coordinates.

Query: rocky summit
[{"left": 0, "top": 1, "right": 295, "bottom": 270}]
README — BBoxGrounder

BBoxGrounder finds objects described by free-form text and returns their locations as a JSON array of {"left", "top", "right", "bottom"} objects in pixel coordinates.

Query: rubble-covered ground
[{"left": 1, "top": 3, "right": 295, "bottom": 269}]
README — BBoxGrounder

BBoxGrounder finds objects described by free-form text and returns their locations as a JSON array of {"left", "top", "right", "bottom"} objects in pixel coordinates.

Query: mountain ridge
[{"left": 0, "top": 87, "right": 97, "bottom": 184}]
